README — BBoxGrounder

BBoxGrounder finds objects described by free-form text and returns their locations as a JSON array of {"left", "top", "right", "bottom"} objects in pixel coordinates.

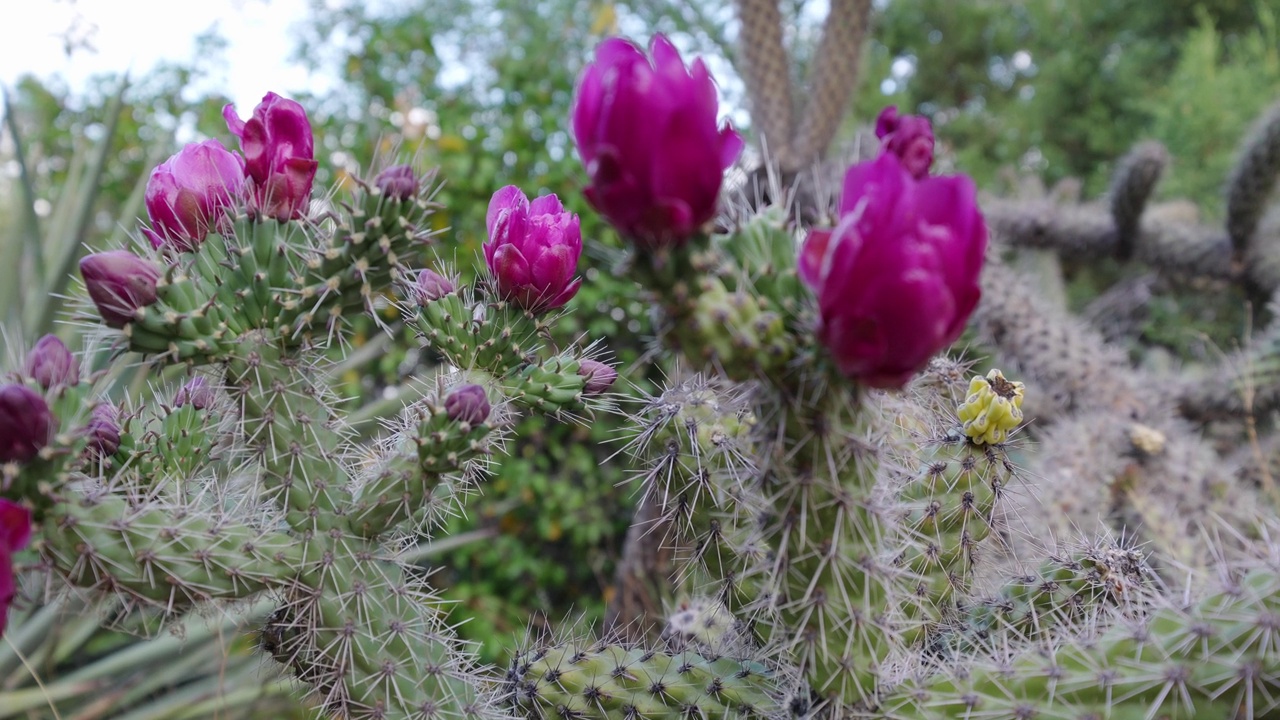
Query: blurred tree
[{"left": 865, "top": 0, "right": 1278, "bottom": 197}]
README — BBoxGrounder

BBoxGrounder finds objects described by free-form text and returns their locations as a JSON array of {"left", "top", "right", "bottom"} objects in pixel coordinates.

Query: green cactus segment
[
  {"left": 40, "top": 492, "right": 302, "bottom": 609},
  {"left": 347, "top": 402, "right": 493, "bottom": 537},
  {"left": 718, "top": 207, "right": 804, "bottom": 308},
  {"left": 304, "top": 178, "right": 437, "bottom": 311},
  {"left": 1227, "top": 100, "right": 1280, "bottom": 252},
  {"left": 413, "top": 293, "right": 541, "bottom": 374},
  {"left": 631, "top": 378, "right": 763, "bottom": 606},
  {"left": 269, "top": 554, "right": 493, "bottom": 720},
  {"left": 502, "top": 355, "right": 588, "bottom": 414},
  {"left": 885, "top": 569, "right": 1280, "bottom": 720},
  {"left": 113, "top": 400, "right": 226, "bottom": 482},
  {"left": 225, "top": 337, "right": 352, "bottom": 531},
  {"left": 959, "top": 544, "right": 1148, "bottom": 648},
  {"left": 895, "top": 430, "right": 1014, "bottom": 641},
  {"left": 121, "top": 175, "right": 436, "bottom": 363},
  {"left": 766, "top": 395, "right": 895, "bottom": 706},
  {"left": 508, "top": 644, "right": 784, "bottom": 719},
  {"left": 687, "top": 277, "right": 792, "bottom": 379}
]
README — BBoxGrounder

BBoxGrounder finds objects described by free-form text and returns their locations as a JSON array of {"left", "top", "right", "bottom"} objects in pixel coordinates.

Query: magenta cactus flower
[
  {"left": 25, "top": 335, "right": 79, "bottom": 390},
  {"left": 412, "top": 268, "right": 455, "bottom": 306},
  {"left": 0, "top": 498, "right": 32, "bottom": 637},
  {"left": 0, "top": 384, "right": 54, "bottom": 463},
  {"left": 79, "top": 251, "right": 161, "bottom": 328},
  {"left": 577, "top": 359, "right": 618, "bottom": 396},
  {"left": 223, "top": 92, "right": 318, "bottom": 221},
  {"left": 799, "top": 151, "right": 987, "bottom": 389},
  {"left": 375, "top": 164, "right": 419, "bottom": 200},
  {"left": 144, "top": 139, "right": 245, "bottom": 251},
  {"left": 875, "top": 106, "right": 936, "bottom": 180},
  {"left": 484, "top": 186, "right": 583, "bottom": 313},
  {"left": 572, "top": 35, "right": 743, "bottom": 248},
  {"left": 445, "top": 384, "right": 490, "bottom": 426}
]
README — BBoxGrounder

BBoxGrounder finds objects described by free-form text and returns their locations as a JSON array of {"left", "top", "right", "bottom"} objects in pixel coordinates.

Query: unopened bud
[
  {"left": 375, "top": 164, "right": 419, "bottom": 200},
  {"left": 445, "top": 384, "right": 490, "bottom": 426},
  {"left": 414, "top": 268, "right": 456, "bottom": 305},
  {"left": 25, "top": 335, "right": 79, "bottom": 389},
  {"left": 577, "top": 359, "right": 617, "bottom": 396}
]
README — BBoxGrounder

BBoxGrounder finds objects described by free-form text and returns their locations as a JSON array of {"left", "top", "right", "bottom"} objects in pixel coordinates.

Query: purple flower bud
[
  {"left": 25, "top": 335, "right": 79, "bottom": 390},
  {"left": 444, "top": 384, "right": 490, "bottom": 426},
  {"left": 223, "top": 92, "right": 318, "bottom": 222},
  {"left": 572, "top": 35, "right": 743, "bottom": 248},
  {"left": 413, "top": 268, "right": 456, "bottom": 306},
  {"left": 484, "top": 186, "right": 583, "bottom": 313},
  {"left": 174, "top": 377, "right": 216, "bottom": 410},
  {"left": 84, "top": 402, "right": 121, "bottom": 458},
  {"left": 577, "top": 359, "right": 617, "bottom": 396},
  {"left": 375, "top": 164, "right": 419, "bottom": 201},
  {"left": 798, "top": 152, "right": 987, "bottom": 389},
  {"left": 79, "top": 251, "right": 161, "bottom": 328},
  {"left": 144, "top": 139, "right": 246, "bottom": 252},
  {"left": 0, "top": 498, "right": 33, "bottom": 638},
  {"left": 875, "top": 106, "right": 935, "bottom": 180},
  {"left": 0, "top": 384, "right": 54, "bottom": 463}
]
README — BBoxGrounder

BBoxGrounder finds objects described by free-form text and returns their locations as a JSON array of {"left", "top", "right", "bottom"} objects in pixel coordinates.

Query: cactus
[{"left": 6, "top": 29, "right": 1280, "bottom": 720}]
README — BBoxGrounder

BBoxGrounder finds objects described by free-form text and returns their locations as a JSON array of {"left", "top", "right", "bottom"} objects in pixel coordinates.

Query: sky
[{"left": 0, "top": 0, "right": 332, "bottom": 112}]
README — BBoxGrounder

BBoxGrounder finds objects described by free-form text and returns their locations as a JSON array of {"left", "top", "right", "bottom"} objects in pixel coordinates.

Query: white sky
[{"left": 0, "top": 0, "right": 331, "bottom": 112}]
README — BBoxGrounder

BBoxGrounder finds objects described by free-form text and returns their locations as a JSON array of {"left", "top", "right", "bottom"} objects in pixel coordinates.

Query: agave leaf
[
  {"left": 0, "top": 86, "right": 44, "bottom": 329},
  {"left": 27, "top": 74, "right": 131, "bottom": 337}
]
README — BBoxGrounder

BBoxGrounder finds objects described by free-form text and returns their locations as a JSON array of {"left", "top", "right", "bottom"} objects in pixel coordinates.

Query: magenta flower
[
  {"left": 0, "top": 384, "right": 54, "bottom": 463},
  {"left": 799, "top": 152, "right": 986, "bottom": 389},
  {"left": 0, "top": 498, "right": 32, "bottom": 637},
  {"left": 144, "top": 139, "right": 245, "bottom": 251},
  {"left": 572, "top": 35, "right": 743, "bottom": 248},
  {"left": 875, "top": 106, "right": 935, "bottom": 180},
  {"left": 445, "top": 384, "right": 490, "bottom": 426},
  {"left": 25, "top": 335, "right": 79, "bottom": 390},
  {"left": 223, "top": 92, "right": 318, "bottom": 221},
  {"left": 79, "top": 251, "right": 161, "bottom": 328},
  {"left": 484, "top": 186, "right": 583, "bottom": 313}
]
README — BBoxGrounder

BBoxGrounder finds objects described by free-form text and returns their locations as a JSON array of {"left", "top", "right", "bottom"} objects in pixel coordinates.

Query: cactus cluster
[{"left": 3, "top": 26, "right": 1280, "bottom": 720}]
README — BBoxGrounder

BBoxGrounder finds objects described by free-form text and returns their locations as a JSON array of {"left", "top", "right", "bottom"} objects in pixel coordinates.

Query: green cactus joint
[{"left": 956, "top": 369, "right": 1025, "bottom": 445}]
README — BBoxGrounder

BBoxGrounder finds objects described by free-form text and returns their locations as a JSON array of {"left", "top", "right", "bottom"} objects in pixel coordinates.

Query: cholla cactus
[{"left": 3, "top": 25, "right": 1280, "bottom": 720}]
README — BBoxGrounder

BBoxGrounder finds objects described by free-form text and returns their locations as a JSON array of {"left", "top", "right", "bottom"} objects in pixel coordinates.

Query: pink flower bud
[
  {"left": 375, "top": 164, "right": 419, "bottom": 200},
  {"left": 577, "top": 359, "right": 617, "bottom": 396},
  {"left": 799, "top": 152, "right": 986, "bottom": 389},
  {"left": 223, "top": 92, "right": 318, "bottom": 221},
  {"left": 413, "top": 268, "right": 455, "bottom": 306},
  {"left": 174, "top": 377, "right": 216, "bottom": 410},
  {"left": 483, "top": 186, "right": 583, "bottom": 312},
  {"left": 572, "top": 35, "right": 743, "bottom": 248},
  {"left": 85, "top": 402, "right": 121, "bottom": 458},
  {"left": 144, "top": 139, "right": 245, "bottom": 251},
  {"left": 25, "top": 335, "right": 79, "bottom": 390},
  {"left": 445, "top": 384, "right": 490, "bottom": 426},
  {"left": 875, "top": 106, "right": 935, "bottom": 180},
  {"left": 79, "top": 251, "right": 161, "bottom": 328},
  {"left": 0, "top": 384, "right": 54, "bottom": 463},
  {"left": 0, "top": 498, "right": 33, "bottom": 637}
]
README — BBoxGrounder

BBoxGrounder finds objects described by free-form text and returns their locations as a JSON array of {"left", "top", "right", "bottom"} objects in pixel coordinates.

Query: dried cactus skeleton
[{"left": 3, "top": 8, "right": 1280, "bottom": 720}]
